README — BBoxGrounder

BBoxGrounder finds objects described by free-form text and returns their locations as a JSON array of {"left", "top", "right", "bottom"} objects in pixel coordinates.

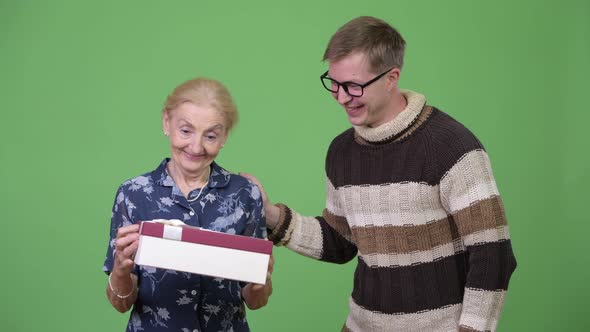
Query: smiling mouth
[
  {"left": 183, "top": 151, "right": 205, "bottom": 160},
  {"left": 346, "top": 105, "right": 363, "bottom": 115}
]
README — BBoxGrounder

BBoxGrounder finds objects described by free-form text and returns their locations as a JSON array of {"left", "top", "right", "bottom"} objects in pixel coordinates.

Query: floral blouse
[{"left": 103, "top": 159, "right": 266, "bottom": 332}]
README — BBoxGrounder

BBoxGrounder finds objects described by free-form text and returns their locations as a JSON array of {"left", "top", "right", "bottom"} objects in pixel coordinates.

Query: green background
[{"left": 1, "top": 0, "right": 588, "bottom": 331}]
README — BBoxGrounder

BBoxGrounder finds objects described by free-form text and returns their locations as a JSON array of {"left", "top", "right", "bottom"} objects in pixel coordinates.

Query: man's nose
[{"left": 335, "top": 87, "right": 352, "bottom": 105}]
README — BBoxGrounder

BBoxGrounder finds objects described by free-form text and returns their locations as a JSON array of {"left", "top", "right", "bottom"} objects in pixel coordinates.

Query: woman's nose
[{"left": 189, "top": 137, "right": 205, "bottom": 154}]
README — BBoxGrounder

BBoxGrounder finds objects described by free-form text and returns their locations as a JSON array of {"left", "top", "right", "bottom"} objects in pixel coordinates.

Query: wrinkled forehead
[{"left": 168, "top": 102, "right": 228, "bottom": 130}]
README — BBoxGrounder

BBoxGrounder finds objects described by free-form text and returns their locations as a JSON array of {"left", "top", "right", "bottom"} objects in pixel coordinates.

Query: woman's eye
[
  {"left": 206, "top": 134, "right": 217, "bottom": 141},
  {"left": 180, "top": 129, "right": 191, "bottom": 135}
]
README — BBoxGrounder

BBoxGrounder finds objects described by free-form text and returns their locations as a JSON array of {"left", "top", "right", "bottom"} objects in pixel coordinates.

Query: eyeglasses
[{"left": 320, "top": 67, "right": 393, "bottom": 97}]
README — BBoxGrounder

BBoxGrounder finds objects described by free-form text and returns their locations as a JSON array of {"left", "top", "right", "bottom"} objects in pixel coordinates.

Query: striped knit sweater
[{"left": 268, "top": 90, "right": 517, "bottom": 332}]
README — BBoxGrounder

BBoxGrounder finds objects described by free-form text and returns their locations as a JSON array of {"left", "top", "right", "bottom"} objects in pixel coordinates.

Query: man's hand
[{"left": 241, "top": 173, "right": 280, "bottom": 229}]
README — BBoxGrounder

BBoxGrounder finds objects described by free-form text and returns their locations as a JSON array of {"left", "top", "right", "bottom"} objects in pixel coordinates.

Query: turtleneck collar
[{"left": 353, "top": 90, "right": 426, "bottom": 143}]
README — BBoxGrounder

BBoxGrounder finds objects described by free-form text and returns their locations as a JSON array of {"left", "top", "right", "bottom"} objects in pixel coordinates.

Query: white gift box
[{"left": 134, "top": 220, "right": 273, "bottom": 285}]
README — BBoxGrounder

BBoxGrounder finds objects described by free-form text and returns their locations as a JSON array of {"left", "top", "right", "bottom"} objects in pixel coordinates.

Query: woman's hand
[
  {"left": 107, "top": 224, "right": 140, "bottom": 313},
  {"left": 241, "top": 254, "right": 275, "bottom": 310},
  {"left": 113, "top": 224, "right": 140, "bottom": 276}
]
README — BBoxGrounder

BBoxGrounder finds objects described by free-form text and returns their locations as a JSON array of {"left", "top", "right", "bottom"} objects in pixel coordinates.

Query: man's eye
[{"left": 346, "top": 84, "right": 362, "bottom": 92}]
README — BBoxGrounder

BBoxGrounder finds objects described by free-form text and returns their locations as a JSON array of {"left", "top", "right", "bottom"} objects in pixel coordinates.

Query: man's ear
[{"left": 387, "top": 68, "right": 401, "bottom": 89}]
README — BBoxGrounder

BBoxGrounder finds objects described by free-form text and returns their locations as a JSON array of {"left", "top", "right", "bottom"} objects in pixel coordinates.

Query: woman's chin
[{"left": 182, "top": 160, "right": 211, "bottom": 173}]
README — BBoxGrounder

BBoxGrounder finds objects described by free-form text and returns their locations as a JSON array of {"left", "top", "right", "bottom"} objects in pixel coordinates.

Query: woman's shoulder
[
  {"left": 113, "top": 173, "right": 156, "bottom": 202},
  {"left": 212, "top": 163, "right": 262, "bottom": 202},
  {"left": 116, "top": 166, "right": 166, "bottom": 197},
  {"left": 116, "top": 159, "right": 168, "bottom": 194}
]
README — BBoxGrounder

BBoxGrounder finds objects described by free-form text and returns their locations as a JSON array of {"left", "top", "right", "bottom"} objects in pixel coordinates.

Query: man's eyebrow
[{"left": 328, "top": 74, "right": 362, "bottom": 85}]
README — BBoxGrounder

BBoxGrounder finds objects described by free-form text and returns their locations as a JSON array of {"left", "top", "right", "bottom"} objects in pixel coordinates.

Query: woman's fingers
[
  {"left": 249, "top": 283, "right": 264, "bottom": 292},
  {"left": 114, "top": 236, "right": 138, "bottom": 275},
  {"left": 116, "top": 224, "right": 140, "bottom": 238},
  {"left": 114, "top": 225, "right": 140, "bottom": 275},
  {"left": 118, "top": 257, "right": 135, "bottom": 271},
  {"left": 268, "top": 254, "right": 274, "bottom": 274},
  {"left": 115, "top": 232, "right": 139, "bottom": 253},
  {"left": 122, "top": 236, "right": 139, "bottom": 258}
]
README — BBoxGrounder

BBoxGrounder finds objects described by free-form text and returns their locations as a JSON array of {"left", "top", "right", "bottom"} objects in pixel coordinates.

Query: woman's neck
[{"left": 167, "top": 160, "right": 210, "bottom": 196}]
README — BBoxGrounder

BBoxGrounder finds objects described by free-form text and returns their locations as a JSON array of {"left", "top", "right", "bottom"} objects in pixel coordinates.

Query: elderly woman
[{"left": 103, "top": 78, "right": 272, "bottom": 332}]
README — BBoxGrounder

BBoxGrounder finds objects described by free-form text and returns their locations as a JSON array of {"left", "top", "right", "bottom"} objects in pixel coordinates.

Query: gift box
[{"left": 134, "top": 220, "right": 273, "bottom": 285}]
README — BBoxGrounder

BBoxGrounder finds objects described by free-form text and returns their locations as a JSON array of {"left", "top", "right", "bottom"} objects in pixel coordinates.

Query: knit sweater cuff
[{"left": 267, "top": 203, "right": 293, "bottom": 246}]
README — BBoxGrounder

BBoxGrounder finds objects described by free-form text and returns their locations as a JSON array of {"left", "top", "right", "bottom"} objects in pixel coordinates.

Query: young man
[{"left": 245, "top": 16, "right": 516, "bottom": 332}]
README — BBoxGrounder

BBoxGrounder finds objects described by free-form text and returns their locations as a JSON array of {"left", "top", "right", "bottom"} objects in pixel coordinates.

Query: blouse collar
[{"left": 154, "top": 158, "right": 230, "bottom": 189}]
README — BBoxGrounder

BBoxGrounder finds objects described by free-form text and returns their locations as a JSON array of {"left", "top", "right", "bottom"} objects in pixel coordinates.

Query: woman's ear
[{"left": 162, "top": 111, "right": 170, "bottom": 136}]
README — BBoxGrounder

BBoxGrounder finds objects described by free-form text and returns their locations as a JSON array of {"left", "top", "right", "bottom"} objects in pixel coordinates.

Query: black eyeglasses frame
[{"left": 320, "top": 67, "right": 394, "bottom": 97}]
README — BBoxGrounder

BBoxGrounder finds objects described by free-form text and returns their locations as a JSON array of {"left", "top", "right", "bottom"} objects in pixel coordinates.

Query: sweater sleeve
[
  {"left": 439, "top": 148, "right": 517, "bottom": 332},
  {"left": 267, "top": 178, "right": 357, "bottom": 264}
]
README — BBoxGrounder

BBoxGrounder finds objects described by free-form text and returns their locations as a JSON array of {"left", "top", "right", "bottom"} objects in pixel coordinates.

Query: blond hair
[
  {"left": 323, "top": 16, "right": 406, "bottom": 73},
  {"left": 163, "top": 78, "right": 238, "bottom": 132}
]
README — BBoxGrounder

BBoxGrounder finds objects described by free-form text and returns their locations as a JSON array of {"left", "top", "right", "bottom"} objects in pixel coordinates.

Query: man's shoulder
[
  {"left": 426, "top": 108, "right": 491, "bottom": 175},
  {"left": 328, "top": 127, "right": 355, "bottom": 150},
  {"left": 427, "top": 107, "right": 484, "bottom": 151}
]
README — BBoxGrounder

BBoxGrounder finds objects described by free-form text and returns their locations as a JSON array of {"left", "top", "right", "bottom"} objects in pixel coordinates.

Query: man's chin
[{"left": 347, "top": 116, "right": 365, "bottom": 126}]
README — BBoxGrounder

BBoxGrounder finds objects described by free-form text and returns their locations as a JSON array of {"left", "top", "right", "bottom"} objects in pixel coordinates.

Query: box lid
[{"left": 139, "top": 220, "right": 273, "bottom": 255}]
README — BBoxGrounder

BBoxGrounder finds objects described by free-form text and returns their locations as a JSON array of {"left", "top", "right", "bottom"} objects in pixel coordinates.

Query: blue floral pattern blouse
[{"left": 103, "top": 159, "right": 266, "bottom": 332}]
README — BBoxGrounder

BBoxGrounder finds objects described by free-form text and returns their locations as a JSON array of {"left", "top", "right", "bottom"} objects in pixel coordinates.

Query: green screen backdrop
[{"left": 1, "top": 0, "right": 588, "bottom": 331}]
